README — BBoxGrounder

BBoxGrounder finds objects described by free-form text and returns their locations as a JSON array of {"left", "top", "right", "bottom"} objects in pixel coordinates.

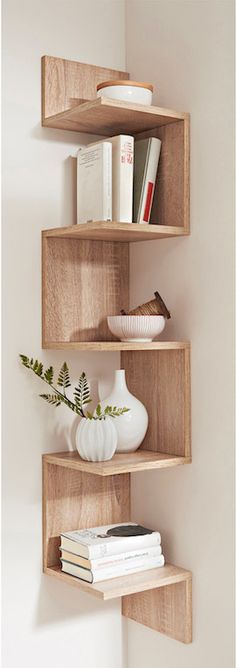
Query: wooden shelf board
[
  {"left": 42, "top": 222, "right": 188, "bottom": 242},
  {"left": 42, "top": 96, "right": 189, "bottom": 135},
  {"left": 43, "top": 450, "right": 191, "bottom": 476},
  {"left": 45, "top": 563, "right": 192, "bottom": 601},
  {"left": 42, "top": 341, "right": 190, "bottom": 352}
]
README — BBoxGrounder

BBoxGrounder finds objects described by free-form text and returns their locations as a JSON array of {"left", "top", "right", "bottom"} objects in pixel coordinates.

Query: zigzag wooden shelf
[{"left": 41, "top": 55, "right": 192, "bottom": 643}]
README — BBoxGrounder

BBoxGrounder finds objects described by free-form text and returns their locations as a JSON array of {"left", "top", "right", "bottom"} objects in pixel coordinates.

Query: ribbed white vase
[
  {"left": 76, "top": 417, "right": 117, "bottom": 462},
  {"left": 101, "top": 369, "right": 148, "bottom": 453}
]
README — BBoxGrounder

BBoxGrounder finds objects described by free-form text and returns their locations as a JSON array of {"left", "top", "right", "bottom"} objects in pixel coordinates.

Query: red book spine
[{"left": 143, "top": 181, "right": 154, "bottom": 222}]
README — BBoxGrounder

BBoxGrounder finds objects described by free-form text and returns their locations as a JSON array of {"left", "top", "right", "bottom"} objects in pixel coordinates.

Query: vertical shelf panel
[
  {"left": 42, "top": 236, "right": 129, "bottom": 344},
  {"left": 122, "top": 577, "right": 192, "bottom": 643},
  {"left": 43, "top": 461, "right": 130, "bottom": 569},
  {"left": 42, "top": 55, "right": 129, "bottom": 121},
  {"left": 136, "top": 117, "right": 190, "bottom": 231},
  {"left": 121, "top": 347, "right": 191, "bottom": 457}
]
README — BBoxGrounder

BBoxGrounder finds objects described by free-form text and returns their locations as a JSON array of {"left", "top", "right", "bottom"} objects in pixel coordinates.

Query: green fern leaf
[
  {"left": 40, "top": 393, "right": 61, "bottom": 407},
  {"left": 57, "top": 362, "right": 71, "bottom": 391},
  {"left": 44, "top": 366, "right": 54, "bottom": 385},
  {"left": 74, "top": 372, "right": 91, "bottom": 412}
]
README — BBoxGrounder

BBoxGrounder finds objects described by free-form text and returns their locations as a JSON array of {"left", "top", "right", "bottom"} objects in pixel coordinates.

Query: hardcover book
[{"left": 133, "top": 137, "right": 161, "bottom": 224}]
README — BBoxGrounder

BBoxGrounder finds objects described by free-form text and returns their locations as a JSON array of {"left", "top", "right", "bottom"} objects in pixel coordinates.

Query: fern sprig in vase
[{"left": 20, "top": 355, "right": 129, "bottom": 461}]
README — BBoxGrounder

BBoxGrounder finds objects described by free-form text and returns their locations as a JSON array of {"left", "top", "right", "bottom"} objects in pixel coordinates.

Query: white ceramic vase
[
  {"left": 101, "top": 370, "right": 148, "bottom": 453},
  {"left": 76, "top": 417, "right": 117, "bottom": 462}
]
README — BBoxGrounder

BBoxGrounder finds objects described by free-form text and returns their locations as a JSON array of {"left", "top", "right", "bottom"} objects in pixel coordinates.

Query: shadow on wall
[{"left": 34, "top": 574, "right": 120, "bottom": 627}]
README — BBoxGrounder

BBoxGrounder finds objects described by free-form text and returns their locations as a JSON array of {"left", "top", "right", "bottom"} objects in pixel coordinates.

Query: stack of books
[
  {"left": 60, "top": 522, "right": 165, "bottom": 584},
  {"left": 77, "top": 135, "right": 161, "bottom": 225}
]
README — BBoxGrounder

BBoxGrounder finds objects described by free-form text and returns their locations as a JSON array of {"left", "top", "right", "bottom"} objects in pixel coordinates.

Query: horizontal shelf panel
[
  {"left": 42, "top": 341, "right": 190, "bottom": 351},
  {"left": 42, "top": 96, "right": 189, "bottom": 135},
  {"left": 45, "top": 563, "right": 192, "bottom": 601},
  {"left": 42, "top": 222, "right": 187, "bottom": 242},
  {"left": 43, "top": 450, "right": 191, "bottom": 476}
]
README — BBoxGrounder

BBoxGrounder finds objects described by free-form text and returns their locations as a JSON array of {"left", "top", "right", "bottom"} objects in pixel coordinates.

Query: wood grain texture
[
  {"left": 42, "top": 222, "right": 188, "bottom": 242},
  {"left": 121, "top": 348, "right": 191, "bottom": 457},
  {"left": 135, "top": 118, "right": 190, "bottom": 231},
  {"left": 45, "top": 563, "right": 191, "bottom": 602},
  {"left": 42, "top": 56, "right": 129, "bottom": 121},
  {"left": 41, "top": 340, "right": 189, "bottom": 351},
  {"left": 43, "top": 450, "right": 191, "bottom": 477},
  {"left": 42, "top": 95, "right": 189, "bottom": 135},
  {"left": 42, "top": 237, "right": 129, "bottom": 344},
  {"left": 122, "top": 575, "right": 192, "bottom": 643},
  {"left": 42, "top": 460, "right": 130, "bottom": 570}
]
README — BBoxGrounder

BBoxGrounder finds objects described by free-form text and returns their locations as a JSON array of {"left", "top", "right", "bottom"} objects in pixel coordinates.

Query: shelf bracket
[{"left": 122, "top": 576, "right": 192, "bottom": 643}]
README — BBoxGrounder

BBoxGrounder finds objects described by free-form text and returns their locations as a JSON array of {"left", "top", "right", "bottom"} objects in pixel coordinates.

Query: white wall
[
  {"left": 126, "top": 1, "right": 234, "bottom": 667},
  {"left": 2, "top": 2, "right": 126, "bottom": 667},
  {"left": 2, "top": 1, "right": 234, "bottom": 667}
]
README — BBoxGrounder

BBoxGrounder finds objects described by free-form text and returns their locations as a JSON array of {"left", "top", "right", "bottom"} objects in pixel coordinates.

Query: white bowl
[
  {"left": 107, "top": 315, "right": 165, "bottom": 342},
  {"left": 97, "top": 80, "right": 153, "bottom": 106}
]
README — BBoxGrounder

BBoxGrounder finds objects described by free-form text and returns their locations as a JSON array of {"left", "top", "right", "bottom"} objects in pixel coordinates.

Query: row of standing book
[
  {"left": 76, "top": 135, "right": 162, "bottom": 225},
  {"left": 60, "top": 523, "right": 165, "bottom": 584}
]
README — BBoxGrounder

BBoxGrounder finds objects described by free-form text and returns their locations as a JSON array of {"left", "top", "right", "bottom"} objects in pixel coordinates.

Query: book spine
[
  {"left": 103, "top": 143, "right": 112, "bottom": 221},
  {"left": 87, "top": 531, "right": 161, "bottom": 559},
  {"left": 115, "top": 136, "right": 134, "bottom": 223},
  {"left": 139, "top": 138, "right": 161, "bottom": 224},
  {"left": 92, "top": 555, "right": 165, "bottom": 582},
  {"left": 90, "top": 544, "right": 162, "bottom": 569}
]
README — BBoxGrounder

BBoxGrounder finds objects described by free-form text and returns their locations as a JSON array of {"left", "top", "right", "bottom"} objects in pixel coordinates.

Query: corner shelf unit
[{"left": 41, "top": 55, "right": 192, "bottom": 644}]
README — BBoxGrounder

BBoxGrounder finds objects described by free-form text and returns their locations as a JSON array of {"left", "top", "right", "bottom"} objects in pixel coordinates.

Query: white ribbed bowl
[{"left": 107, "top": 315, "right": 166, "bottom": 342}]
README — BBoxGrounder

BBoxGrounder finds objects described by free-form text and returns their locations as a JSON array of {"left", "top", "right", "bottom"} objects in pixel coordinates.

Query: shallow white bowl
[
  {"left": 97, "top": 80, "right": 153, "bottom": 106},
  {"left": 107, "top": 315, "right": 165, "bottom": 342}
]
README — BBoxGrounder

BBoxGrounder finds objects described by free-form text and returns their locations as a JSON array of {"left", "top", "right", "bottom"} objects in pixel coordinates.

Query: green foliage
[
  {"left": 44, "top": 366, "right": 54, "bottom": 385},
  {"left": 40, "top": 394, "right": 61, "bottom": 407},
  {"left": 74, "top": 372, "right": 91, "bottom": 417},
  {"left": 57, "top": 362, "right": 71, "bottom": 393},
  {"left": 19, "top": 354, "right": 130, "bottom": 421}
]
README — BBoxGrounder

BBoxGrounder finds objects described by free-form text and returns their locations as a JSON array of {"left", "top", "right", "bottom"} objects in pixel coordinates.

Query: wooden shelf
[
  {"left": 41, "top": 56, "right": 192, "bottom": 643},
  {"left": 43, "top": 450, "right": 191, "bottom": 476},
  {"left": 42, "top": 222, "right": 188, "bottom": 242},
  {"left": 42, "top": 340, "right": 189, "bottom": 352},
  {"left": 45, "top": 562, "right": 191, "bottom": 601},
  {"left": 43, "top": 95, "right": 189, "bottom": 136}
]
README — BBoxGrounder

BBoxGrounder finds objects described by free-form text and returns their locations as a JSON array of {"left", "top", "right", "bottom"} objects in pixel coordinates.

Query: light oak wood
[
  {"left": 43, "top": 450, "right": 191, "bottom": 477},
  {"left": 42, "top": 222, "right": 188, "bottom": 242},
  {"left": 42, "top": 459, "right": 192, "bottom": 639},
  {"left": 43, "top": 460, "right": 130, "bottom": 570},
  {"left": 45, "top": 563, "right": 191, "bottom": 602},
  {"left": 136, "top": 117, "right": 190, "bottom": 232},
  {"left": 41, "top": 340, "right": 189, "bottom": 351},
  {"left": 42, "top": 95, "right": 189, "bottom": 135},
  {"left": 42, "top": 55, "right": 129, "bottom": 122},
  {"left": 42, "top": 237, "right": 129, "bottom": 344},
  {"left": 122, "top": 575, "right": 192, "bottom": 643},
  {"left": 121, "top": 347, "right": 191, "bottom": 458}
]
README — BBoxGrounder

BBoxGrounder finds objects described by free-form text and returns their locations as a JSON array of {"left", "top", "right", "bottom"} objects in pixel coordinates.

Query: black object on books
[{"left": 104, "top": 524, "right": 153, "bottom": 537}]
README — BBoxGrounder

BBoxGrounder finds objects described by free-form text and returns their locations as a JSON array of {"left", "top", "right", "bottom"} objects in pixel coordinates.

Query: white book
[
  {"left": 60, "top": 544, "right": 162, "bottom": 570},
  {"left": 77, "top": 142, "right": 112, "bottom": 223},
  {"left": 61, "top": 554, "right": 165, "bottom": 583},
  {"left": 61, "top": 523, "right": 161, "bottom": 559},
  {"left": 133, "top": 137, "right": 161, "bottom": 224},
  {"left": 88, "top": 135, "right": 134, "bottom": 222}
]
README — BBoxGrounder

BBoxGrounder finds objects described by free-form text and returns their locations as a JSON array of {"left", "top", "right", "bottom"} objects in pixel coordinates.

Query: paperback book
[
  {"left": 60, "top": 523, "right": 161, "bottom": 559},
  {"left": 61, "top": 554, "right": 165, "bottom": 583},
  {"left": 77, "top": 142, "right": 112, "bottom": 223}
]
